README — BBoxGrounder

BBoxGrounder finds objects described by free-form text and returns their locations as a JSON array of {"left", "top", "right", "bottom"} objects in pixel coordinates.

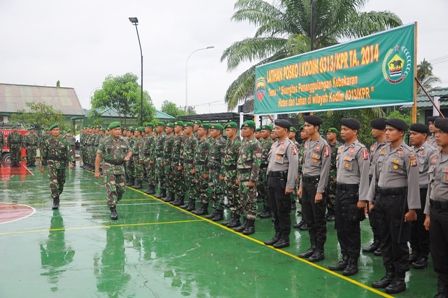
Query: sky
[{"left": 1, "top": 0, "right": 447, "bottom": 114}]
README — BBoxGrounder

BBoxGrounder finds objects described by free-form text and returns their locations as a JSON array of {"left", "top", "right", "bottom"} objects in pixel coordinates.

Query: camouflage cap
[
  {"left": 241, "top": 120, "right": 256, "bottom": 129},
  {"left": 184, "top": 122, "right": 194, "bottom": 127},
  {"left": 200, "top": 123, "right": 210, "bottom": 129},
  {"left": 174, "top": 121, "right": 184, "bottom": 127},
  {"left": 262, "top": 124, "right": 273, "bottom": 131},
  {"left": 209, "top": 123, "right": 224, "bottom": 131},
  {"left": 326, "top": 127, "right": 338, "bottom": 134},
  {"left": 255, "top": 127, "right": 261, "bottom": 132},
  {"left": 49, "top": 123, "right": 59, "bottom": 131},
  {"left": 224, "top": 122, "right": 238, "bottom": 129},
  {"left": 166, "top": 123, "right": 174, "bottom": 128},
  {"left": 129, "top": 126, "right": 135, "bottom": 132},
  {"left": 193, "top": 120, "right": 202, "bottom": 125},
  {"left": 289, "top": 127, "right": 297, "bottom": 133}
]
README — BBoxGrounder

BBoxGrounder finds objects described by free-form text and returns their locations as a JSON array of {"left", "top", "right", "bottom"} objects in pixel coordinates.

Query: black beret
[
  {"left": 427, "top": 116, "right": 438, "bottom": 124},
  {"left": 303, "top": 115, "right": 322, "bottom": 126},
  {"left": 370, "top": 118, "right": 386, "bottom": 130},
  {"left": 274, "top": 119, "right": 292, "bottom": 130},
  {"left": 410, "top": 123, "right": 429, "bottom": 134},
  {"left": 386, "top": 119, "right": 408, "bottom": 131},
  {"left": 435, "top": 118, "right": 448, "bottom": 133},
  {"left": 341, "top": 118, "right": 360, "bottom": 130}
]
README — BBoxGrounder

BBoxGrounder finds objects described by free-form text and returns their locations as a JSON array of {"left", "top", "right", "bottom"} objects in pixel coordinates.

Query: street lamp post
[
  {"left": 129, "top": 17, "right": 144, "bottom": 125},
  {"left": 185, "top": 46, "right": 214, "bottom": 112}
]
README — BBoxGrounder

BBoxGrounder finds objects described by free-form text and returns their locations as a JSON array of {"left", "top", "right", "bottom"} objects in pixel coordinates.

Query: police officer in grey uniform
[
  {"left": 328, "top": 118, "right": 370, "bottom": 276},
  {"left": 427, "top": 116, "right": 438, "bottom": 148},
  {"left": 363, "top": 118, "right": 387, "bottom": 256},
  {"left": 424, "top": 118, "right": 448, "bottom": 298},
  {"left": 263, "top": 119, "right": 298, "bottom": 249},
  {"left": 409, "top": 123, "right": 436, "bottom": 269},
  {"left": 297, "top": 115, "right": 331, "bottom": 262},
  {"left": 368, "top": 119, "right": 420, "bottom": 295}
]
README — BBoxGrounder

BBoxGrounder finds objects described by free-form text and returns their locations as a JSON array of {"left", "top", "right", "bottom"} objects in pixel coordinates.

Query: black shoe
[
  {"left": 133, "top": 180, "right": 142, "bottom": 189},
  {"left": 192, "top": 203, "right": 208, "bottom": 215},
  {"left": 273, "top": 238, "right": 290, "bottom": 249},
  {"left": 363, "top": 241, "right": 380, "bottom": 253},
  {"left": 372, "top": 273, "right": 394, "bottom": 289},
  {"left": 110, "top": 207, "right": 118, "bottom": 220},
  {"left": 159, "top": 189, "right": 167, "bottom": 199},
  {"left": 146, "top": 185, "right": 155, "bottom": 195},
  {"left": 212, "top": 211, "right": 224, "bottom": 222},
  {"left": 242, "top": 221, "right": 255, "bottom": 235},
  {"left": 326, "top": 214, "right": 335, "bottom": 221},
  {"left": 264, "top": 232, "right": 281, "bottom": 246},
  {"left": 342, "top": 258, "right": 358, "bottom": 276},
  {"left": 328, "top": 257, "right": 348, "bottom": 271},
  {"left": 373, "top": 247, "right": 382, "bottom": 256},
  {"left": 385, "top": 279, "right": 406, "bottom": 294},
  {"left": 226, "top": 215, "right": 241, "bottom": 228},
  {"left": 52, "top": 197, "right": 60, "bottom": 210},
  {"left": 258, "top": 210, "right": 271, "bottom": 218},
  {"left": 293, "top": 220, "right": 305, "bottom": 229},
  {"left": 163, "top": 192, "right": 174, "bottom": 202},
  {"left": 308, "top": 251, "right": 325, "bottom": 262},
  {"left": 435, "top": 278, "right": 448, "bottom": 298},
  {"left": 412, "top": 257, "right": 428, "bottom": 269},
  {"left": 186, "top": 200, "right": 196, "bottom": 211},
  {"left": 173, "top": 198, "right": 184, "bottom": 206},
  {"left": 298, "top": 248, "right": 314, "bottom": 259},
  {"left": 299, "top": 222, "right": 310, "bottom": 231},
  {"left": 409, "top": 251, "right": 418, "bottom": 262},
  {"left": 233, "top": 220, "right": 247, "bottom": 232},
  {"left": 204, "top": 212, "right": 216, "bottom": 219}
]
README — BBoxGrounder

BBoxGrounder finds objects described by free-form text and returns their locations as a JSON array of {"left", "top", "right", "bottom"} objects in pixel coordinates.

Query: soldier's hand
[
  {"left": 69, "top": 163, "right": 74, "bottom": 169},
  {"left": 285, "top": 187, "right": 294, "bottom": 194},
  {"left": 95, "top": 170, "right": 101, "bottom": 178},
  {"left": 369, "top": 203, "right": 375, "bottom": 212},
  {"left": 297, "top": 187, "right": 303, "bottom": 198},
  {"left": 357, "top": 200, "right": 367, "bottom": 209},
  {"left": 246, "top": 180, "right": 255, "bottom": 188},
  {"left": 124, "top": 157, "right": 130, "bottom": 162},
  {"left": 191, "top": 168, "right": 196, "bottom": 174},
  {"left": 314, "top": 192, "right": 323, "bottom": 203},
  {"left": 424, "top": 215, "right": 430, "bottom": 231},
  {"left": 404, "top": 209, "right": 417, "bottom": 222}
]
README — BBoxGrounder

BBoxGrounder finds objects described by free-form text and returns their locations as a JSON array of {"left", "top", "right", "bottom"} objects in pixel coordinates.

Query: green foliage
[
  {"left": 10, "top": 102, "right": 67, "bottom": 130},
  {"left": 91, "top": 73, "right": 155, "bottom": 124},
  {"left": 417, "top": 59, "right": 440, "bottom": 93},
  {"left": 161, "top": 101, "right": 196, "bottom": 118},
  {"left": 222, "top": 0, "right": 402, "bottom": 110}
]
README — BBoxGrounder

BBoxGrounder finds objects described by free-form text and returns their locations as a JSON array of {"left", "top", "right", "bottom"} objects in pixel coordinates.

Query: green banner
[{"left": 254, "top": 24, "right": 416, "bottom": 115}]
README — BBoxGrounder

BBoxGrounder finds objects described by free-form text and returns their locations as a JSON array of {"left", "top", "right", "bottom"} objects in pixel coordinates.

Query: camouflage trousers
[
  {"left": 257, "top": 168, "right": 269, "bottom": 209},
  {"left": 26, "top": 146, "right": 37, "bottom": 166},
  {"left": 88, "top": 146, "right": 96, "bottom": 166},
  {"left": 47, "top": 160, "right": 66, "bottom": 199},
  {"left": 198, "top": 172, "right": 209, "bottom": 204},
  {"left": 164, "top": 162, "right": 174, "bottom": 193},
  {"left": 238, "top": 172, "right": 257, "bottom": 220},
  {"left": 10, "top": 144, "right": 21, "bottom": 166},
  {"left": 102, "top": 163, "right": 126, "bottom": 208},
  {"left": 155, "top": 158, "right": 166, "bottom": 191},
  {"left": 183, "top": 164, "right": 195, "bottom": 201},
  {"left": 171, "top": 163, "right": 184, "bottom": 199},
  {"left": 207, "top": 169, "right": 224, "bottom": 211},
  {"left": 223, "top": 168, "right": 240, "bottom": 214},
  {"left": 125, "top": 159, "right": 134, "bottom": 182},
  {"left": 145, "top": 159, "right": 156, "bottom": 186},
  {"left": 133, "top": 157, "right": 144, "bottom": 180},
  {"left": 326, "top": 176, "right": 337, "bottom": 215}
]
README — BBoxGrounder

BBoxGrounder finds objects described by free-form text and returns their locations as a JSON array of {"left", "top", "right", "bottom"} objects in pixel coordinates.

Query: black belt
[
  {"left": 430, "top": 200, "right": 448, "bottom": 210},
  {"left": 336, "top": 183, "right": 358, "bottom": 191},
  {"left": 105, "top": 160, "right": 123, "bottom": 165},
  {"left": 268, "top": 171, "right": 287, "bottom": 178},
  {"left": 48, "top": 157, "right": 66, "bottom": 161},
  {"left": 224, "top": 165, "right": 237, "bottom": 170},
  {"left": 302, "top": 175, "right": 319, "bottom": 183},
  {"left": 378, "top": 187, "right": 407, "bottom": 196}
]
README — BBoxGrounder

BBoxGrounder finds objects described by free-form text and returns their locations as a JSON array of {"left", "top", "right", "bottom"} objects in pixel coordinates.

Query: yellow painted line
[
  {"left": 0, "top": 219, "right": 203, "bottom": 237},
  {"left": 129, "top": 186, "right": 392, "bottom": 298}
]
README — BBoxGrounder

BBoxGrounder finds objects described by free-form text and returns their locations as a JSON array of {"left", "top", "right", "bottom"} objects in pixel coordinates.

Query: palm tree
[
  {"left": 221, "top": 0, "right": 402, "bottom": 110},
  {"left": 417, "top": 59, "right": 440, "bottom": 93}
]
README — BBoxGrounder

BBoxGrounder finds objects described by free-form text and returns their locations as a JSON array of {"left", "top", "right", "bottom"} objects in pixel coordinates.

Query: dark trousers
[
  {"left": 410, "top": 187, "right": 430, "bottom": 258},
  {"left": 430, "top": 202, "right": 448, "bottom": 287},
  {"left": 368, "top": 187, "right": 382, "bottom": 244},
  {"left": 376, "top": 188, "right": 410, "bottom": 274},
  {"left": 267, "top": 175, "right": 291, "bottom": 239},
  {"left": 302, "top": 176, "right": 327, "bottom": 251},
  {"left": 335, "top": 184, "right": 362, "bottom": 259}
]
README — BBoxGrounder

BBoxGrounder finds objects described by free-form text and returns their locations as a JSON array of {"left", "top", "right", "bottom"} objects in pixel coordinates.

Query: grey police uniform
[
  {"left": 266, "top": 138, "right": 299, "bottom": 241},
  {"left": 335, "top": 140, "right": 370, "bottom": 262}
]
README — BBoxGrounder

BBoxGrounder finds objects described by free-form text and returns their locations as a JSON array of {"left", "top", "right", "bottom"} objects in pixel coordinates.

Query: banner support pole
[{"left": 411, "top": 22, "right": 418, "bottom": 123}]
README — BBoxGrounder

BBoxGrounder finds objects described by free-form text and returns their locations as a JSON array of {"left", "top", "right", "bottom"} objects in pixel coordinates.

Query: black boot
[
  {"left": 264, "top": 232, "right": 281, "bottom": 246},
  {"left": 110, "top": 207, "right": 118, "bottom": 220},
  {"left": 133, "top": 179, "right": 142, "bottom": 189},
  {"left": 372, "top": 269, "right": 394, "bottom": 289},
  {"left": 204, "top": 209, "right": 217, "bottom": 219},
  {"left": 242, "top": 219, "right": 255, "bottom": 235},
  {"left": 308, "top": 250, "right": 325, "bottom": 262},
  {"left": 298, "top": 247, "right": 315, "bottom": 258},
  {"left": 328, "top": 255, "right": 349, "bottom": 271},
  {"left": 146, "top": 185, "right": 155, "bottom": 195},
  {"left": 233, "top": 219, "right": 247, "bottom": 232},
  {"left": 259, "top": 206, "right": 271, "bottom": 218},
  {"left": 273, "top": 233, "right": 290, "bottom": 248},
  {"left": 293, "top": 219, "right": 306, "bottom": 229},
  {"left": 173, "top": 197, "right": 184, "bottom": 206},
  {"left": 226, "top": 214, "right": 241, "bottom": 228},
  {"left": 52, "top": 196, "right": 60, "bottom": 210},
  {"left": 409, "top": 251, "right": 418, "bottom": 263},
  {"left": 385, "top": 273, "right": 406, "bottom": 294},
  {"left": 373, "top": 246, "right": 382, "bottom": 256},
  {"left": 212, "top": 210, "right": 224, "bottom": 221},
  {"left": 363, "top": 241, "right": 380, "bottom": 253},
  {"left": 342, "top": 257, "right": 359, "bottom": 276},
  {"left": 126, "top": 178, "right": 134, "bottom": 187},
  {"left": 435, "top": 276, "right": 448, "bottom": 298},
  {"left": 193, "top": 203, "right": 208, "bottom": 215},
  {"left": 412, "top": 256, "right": 428, "bottom": 269},
  {"left": 159, "top": 188, "right": 166, "bottom": 199},
  {"left": 186, "top": 200, "right": 196, "bottom": 211},
  {"left": 164, "top": 191, "right": 174, "bottom": 202}
]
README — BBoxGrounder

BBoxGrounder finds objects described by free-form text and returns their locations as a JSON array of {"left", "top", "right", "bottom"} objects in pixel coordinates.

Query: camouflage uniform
[
  {"left": 222, "top": 136, "right": 241, "bottom": 219},
  {"left": 258, "top": 136, "right": 273, "bottom": 216},
  {"left": 237, "top": 137, "right": 262, "bottom": 222},
  {"left": 163, "top": 132, "right": 175, "bottom": 199},
  {"left": 155, "top": 132, "right": 167, "bottom": 196},
  {"left": 181, "top": 132, "right": 198, "bottom": 210},
  {"left": 125, "top": 135, "right": 135, "bottom": 186},
  {"left": 97, "top": 135, "right": 131, "bottom": 208},
  {"left": 193, "top": 136, "right": 211, "bottom": 214},
  {"left": 171, "top": 130, "right": 185, "bottom": 204},
  {"left": 141, "top": 131, "right": 156, "bottom": 193},
  {"left": 8, "top": 130, "right": 22, "bottom": 167},
  {"left": 132, "top": 135, "right": 145, "bottom": 188},
  {"left": 65, "top": 133, "right": 76, "bottom": 167},
  {"left": 206, "top": 134, "right": 226, "bottom": 217},
  {"left": 41, "top": 134, "right": 70, "bottom": 202},
  {"left": 326, "top": 141, "right": 341, "bottom": 219},
  {"left": 24, "top": 131, "right": 39, "bottom": 167}
]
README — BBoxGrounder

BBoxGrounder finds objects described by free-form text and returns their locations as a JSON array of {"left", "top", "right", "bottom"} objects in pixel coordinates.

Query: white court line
[{"left": 0, "top": 203, "right": 36, "bottom": 225}]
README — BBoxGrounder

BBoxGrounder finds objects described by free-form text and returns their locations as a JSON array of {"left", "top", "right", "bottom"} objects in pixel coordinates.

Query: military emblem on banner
[
  {"left": 255, "top": 77, "right": 267, "bottom": 101},
  {"left": 382, "top": 45, "right": 412, "bottom": 84}
]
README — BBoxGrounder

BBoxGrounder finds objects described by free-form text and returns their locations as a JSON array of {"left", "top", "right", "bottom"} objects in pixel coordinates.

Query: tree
[
  {"left": 161, "top": 100, "right": 196, "bottom": 118},
  {"left": 417, "top": 59, "right": 440, "bottom": 93},
  {"left": 10, "top": 102, "right": 66, "bottom": 130},
  {"left": 221, "top": 0, "right": 402, "bottom": 110},
  {"left": 91, "top": 73, "right": 155, "bottom": 124}
]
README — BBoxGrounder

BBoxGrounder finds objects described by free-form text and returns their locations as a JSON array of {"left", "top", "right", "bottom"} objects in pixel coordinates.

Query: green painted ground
[{"left": 0, "top": 167, "right": 436, "bottom": 297}]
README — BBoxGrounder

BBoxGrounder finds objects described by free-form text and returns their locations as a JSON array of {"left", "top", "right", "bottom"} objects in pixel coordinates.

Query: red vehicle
[{"left": 1, "top": 128, "right": 28, "bottom": 165}]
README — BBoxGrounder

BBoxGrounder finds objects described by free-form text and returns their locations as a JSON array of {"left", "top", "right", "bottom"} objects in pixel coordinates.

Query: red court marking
[{"left": 0, "top": 203, "right": 35, "bottom": 224}]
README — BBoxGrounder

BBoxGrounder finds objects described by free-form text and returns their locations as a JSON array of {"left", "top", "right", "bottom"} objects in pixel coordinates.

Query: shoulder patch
[
  {"left": 324, "top": 145, "right": 330, "bottom": 157},
  {"left": 362, "top": 148, "right": 369, "bottom": 160}
]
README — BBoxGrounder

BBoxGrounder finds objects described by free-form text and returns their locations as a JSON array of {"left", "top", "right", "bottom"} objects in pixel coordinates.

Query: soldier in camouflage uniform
[
  {"left": 180, "top": 122, "right": 198, "bottom": 210},
  {"left": 8, "top": 128, "right": 22, "bottom": 167},
  {"left": 65, "top": 131, "right": 76, "bottom": 168},
  {"left": 95, "top": 122, "right": 132, "bottom": 220},
  {"left": 294, "top": 125, "right": 310, "bottom": 230},
  {"left": 204, "top": 123, "right": 226, "bottom": 221},
  {"left": 171, "top": 121, "right": 186, "bottom": 206},
  {"left": 132, "top": 127, "right": 145, "bottom": 189},
  {"left": 0, "top": 130, "right": 4, "bottom": 166},
  {"left": 40, "top": 124, "right": 72, "bottom": 209},
  {"left": 325, "top": 128, "right": 341, "bottom": 221},
  {"left": 141, "top": 122, "right": 156, "bottom": 194},
  {"left": 163, "top": 123, "right": 175, "bottom": 201},
  {"left": 125, "top": 127, "right": 136, "bottom": 186},
  {"left": 24, "top": 127, "right": 39, "bottom": 167},
  {"left": 288, "top": 127, "right": 300, "bottom": 210},
  {"left": 39, "top": 129, "right": 51, "bottom": 166},
  {"left": 221, "top": 122, "right": 242, "bottom": 227},
  {"left": 233, "top": 120, "right": 262, "bottom": 235},
  {"left": 154, "top": 123, "right": 167, "bottom": 198},
  {"left": 193, "top": 123, "right": 212, "bottom": 215},
  {"left": 258, "top": 124, "right": 274, "bottom": 218}
]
